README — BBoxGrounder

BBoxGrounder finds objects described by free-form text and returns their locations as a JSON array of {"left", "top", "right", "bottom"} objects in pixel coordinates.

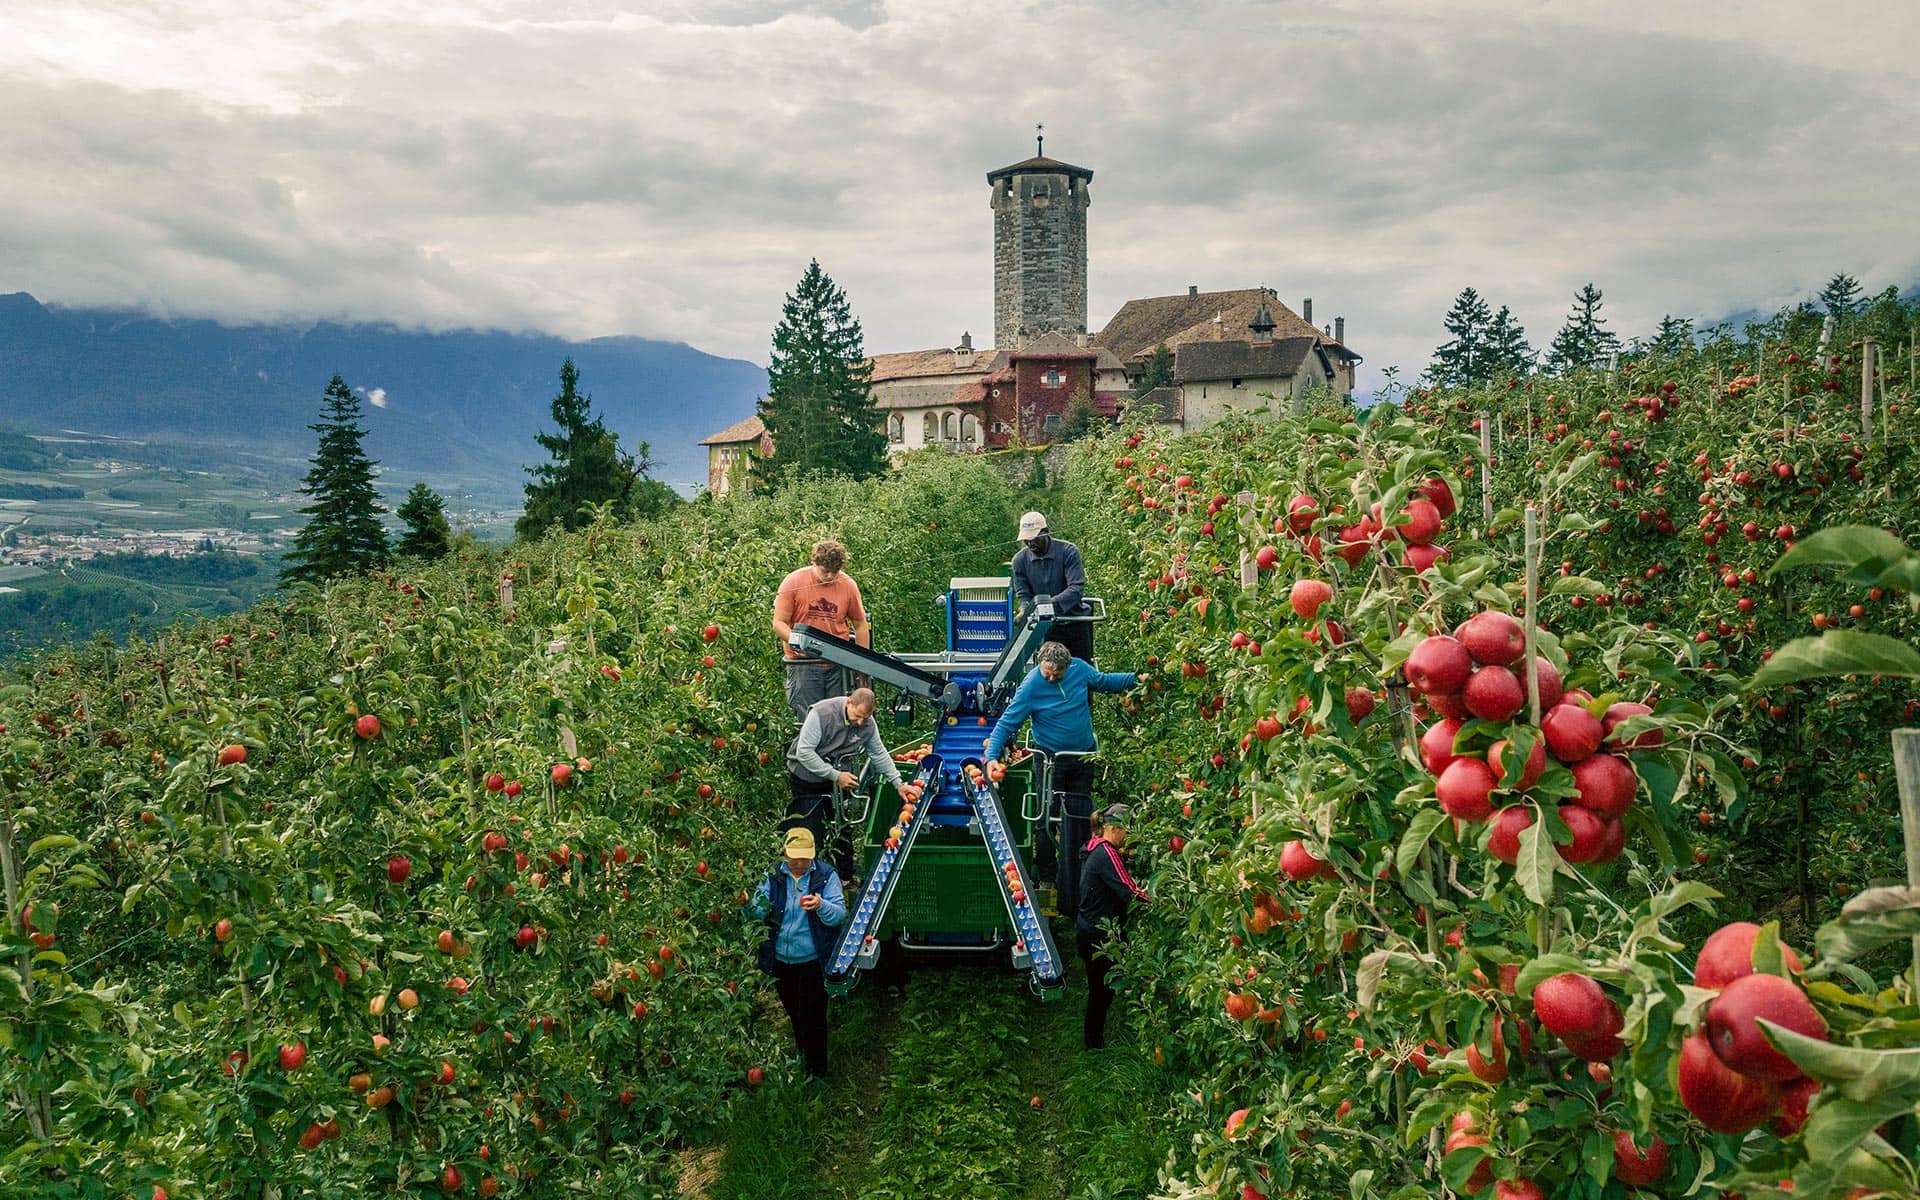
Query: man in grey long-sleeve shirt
[
  {"left": 1011, "top": 510, "right": 1095, "bottom": 663},
  {"left": 784, "top": 687, "right": 906, "bottom": 883}
]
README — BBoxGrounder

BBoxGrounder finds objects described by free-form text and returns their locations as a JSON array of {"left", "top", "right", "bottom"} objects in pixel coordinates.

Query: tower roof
[{"left": 987, "top": 154, "right": 1094, "bottom": 183}]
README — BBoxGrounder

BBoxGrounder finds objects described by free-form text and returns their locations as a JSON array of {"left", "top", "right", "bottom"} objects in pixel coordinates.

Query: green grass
[{"left": 693, "top": 945, "right": 1176, "bottom": 1200}]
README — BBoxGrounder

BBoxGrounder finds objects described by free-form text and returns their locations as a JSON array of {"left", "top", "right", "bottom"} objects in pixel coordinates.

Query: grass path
[{"left": 693, "top": 936, "right": 1172, "bottom": 1200}]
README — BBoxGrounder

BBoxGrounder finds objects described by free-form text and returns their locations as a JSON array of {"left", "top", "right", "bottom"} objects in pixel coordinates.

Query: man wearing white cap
[{"left": 1011, "top": 510, "right": 1094, "bottom": 664}]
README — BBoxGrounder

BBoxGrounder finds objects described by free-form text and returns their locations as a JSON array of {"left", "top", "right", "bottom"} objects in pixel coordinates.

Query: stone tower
[{"left": 988, "top": 134, "right": 1091, "bottom": 349}]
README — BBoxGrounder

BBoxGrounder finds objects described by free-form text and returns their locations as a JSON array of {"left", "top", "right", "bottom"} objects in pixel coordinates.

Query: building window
[
  {"left": 888, "top": 414, "right": 904, "bottom": 443},
  {"left": 943, "top": 411, "right": 959, "bottom": 441},
  {"left": 923, "top": 412, "right": 937, "bottom": 442},
  {"left": 961, "top": 414, "right": 978, "bottom": 445},
  {"left": 1043, "top": 368, "right": 1063, "bottom": 388},
  {"left": 1043, "top": 413, "right": 1062, "bottom": 433},
  {"left": 1231, "top": 379, "right": 1242, "bottom": 388}
]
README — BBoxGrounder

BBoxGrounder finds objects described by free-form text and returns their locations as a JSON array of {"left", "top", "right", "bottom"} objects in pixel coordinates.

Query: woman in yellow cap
[{"left": 744, "top": 827, "right": 847, "bottom": 1082}]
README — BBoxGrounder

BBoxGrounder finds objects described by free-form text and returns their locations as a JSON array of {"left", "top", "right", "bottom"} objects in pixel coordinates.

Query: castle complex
[{"left": 701, "top": 138, "right": 1359, "bottom": 493}]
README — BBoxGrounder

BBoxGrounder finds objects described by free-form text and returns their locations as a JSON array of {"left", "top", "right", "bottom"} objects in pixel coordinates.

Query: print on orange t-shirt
[{"left": 776, "top": 567, "right": 865, "bottom": 660}]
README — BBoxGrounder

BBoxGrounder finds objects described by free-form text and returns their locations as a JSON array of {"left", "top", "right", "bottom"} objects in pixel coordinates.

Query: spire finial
[{"left": 1036, "top": 123, "right": 1044, "bottom": 157}]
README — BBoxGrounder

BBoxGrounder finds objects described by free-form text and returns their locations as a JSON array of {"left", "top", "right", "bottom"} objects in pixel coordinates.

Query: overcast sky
[{"left": 4, "top": 0, "right": 1916, "bottom": 396}]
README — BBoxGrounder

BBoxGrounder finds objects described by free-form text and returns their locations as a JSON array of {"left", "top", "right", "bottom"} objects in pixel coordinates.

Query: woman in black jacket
[{"left": 1076, "top": 803, "right": 1150, "bottom": 1050}]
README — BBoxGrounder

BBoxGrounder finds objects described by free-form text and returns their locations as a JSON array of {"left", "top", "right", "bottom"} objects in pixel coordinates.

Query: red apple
[
  {"left": 1569, "top": 753, "right": 1636, "bottom": 820},
  {"left": 1437, "top": 758, "right": 1498, "bottom": 822},
  {"left": 1487, "top": 804, "right": 1534, "bottom": 864},
  {"left": 1458, "top": 611, "right": 1525, "bottom": 666},
  {"left": 1488, "top": 738, "right": 1545, "bottom": 789},
  {"left": 1289, "top": 578, "right": 1332, "bottom": 619},
  {"left": 386, "top": 856, "right": 411, "bottom": 884},
  {"left": 1705, "top": 972, "right": 1826, "bottom": 1082},
  {"left": 1541, "top": 703, "right": 1604, "bottom": 763},
  {"left": 1419, "top": 719, "right": 1465, "bottom": 776},
  {"left": 1677, "top": 1029, "right": 1778, "bottom": 1133},
  {"left": 1463, "top": 667, "right": 1525, "bottom": 722},
  {"left": 1694, "top": 922, "right": 1805, "bottom": 989},
  {"left": 278, "top": 1042, "right": 306, "bottom": 1071},
  {"left": 1611, "top": 1130, "right": 1669, "bottom": 1186},
  {"left": 355, "top": 714, "right": 381, "bottom": 740},
  {"left": 1405, "top": 635, "right": 1472, "bottom": 694}
]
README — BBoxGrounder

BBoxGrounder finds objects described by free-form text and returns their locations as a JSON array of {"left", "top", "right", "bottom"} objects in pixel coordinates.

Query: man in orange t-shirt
[{"left": 773, "top": 539, "right": 869, "bottom": 722}]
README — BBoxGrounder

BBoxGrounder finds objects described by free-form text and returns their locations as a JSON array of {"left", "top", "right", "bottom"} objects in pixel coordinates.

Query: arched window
[
  {"left": 943, "top": 411, "right": 959, "bottom": 441},
  {"left": 922, "top": 412, "right": 937, "bottom": 442},
  {"left": 961, "top": 413, "right": 979, "bottom": 445},
  {"left": 888, "top": 414, "right": 904, "bottom": 444}
]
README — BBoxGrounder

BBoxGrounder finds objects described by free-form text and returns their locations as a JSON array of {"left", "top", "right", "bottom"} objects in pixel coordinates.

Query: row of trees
[
  {"left": 1431, "top": 272, "right": 1888, "bottom": 387},
  {"left": 287, "top": 257, "right": 889, "bottom": 585}
]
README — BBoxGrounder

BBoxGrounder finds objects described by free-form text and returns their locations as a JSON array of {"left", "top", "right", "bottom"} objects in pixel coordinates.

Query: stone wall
[{"left": 980, "top": 442, "right": 1076, "bottom": 492}]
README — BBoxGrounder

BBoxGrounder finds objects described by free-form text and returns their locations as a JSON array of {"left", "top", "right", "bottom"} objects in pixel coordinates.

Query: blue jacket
[
  {"left": 747, "top": 861, "right": 846, "bottom": 964},
  {"left": 984, "top": 658, "right": 1137, "bottom": 763}
]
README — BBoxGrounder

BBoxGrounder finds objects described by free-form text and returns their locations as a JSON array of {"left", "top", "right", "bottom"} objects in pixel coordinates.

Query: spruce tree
[
  {"left": 1651, "top": 315, "right": 1695, "bottom": 356},
  {"left": 756, "top": 260, "right": 884, "bottom": 492},
  {"left": 395, "top": 482, "right": 453, "bottom": 560},
  {"left": 1132, "top": 344, "right": 1175, "bottom": 398},
  {"left": 1819, "top": 273, "right": 1863, "bottom": 319},
  {"left": 1431, "top": 287, "right": 1492, "bottom": 386},
  {"left": 1485, "top": 305, "right": 1533, "bottom": 378},
  {"left": 518, "top": 359, "right": 639, "bottom": 539},
  {"left": 1546, "top": 283, "right": 1621, "bottom": 373},
  {"left": 282, "top": 375, "right": 389, "bottom": 586}
]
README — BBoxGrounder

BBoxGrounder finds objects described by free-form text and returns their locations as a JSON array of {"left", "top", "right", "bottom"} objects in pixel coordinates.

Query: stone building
[
  {"left": 697, "top": 414, "right": 771, "bottom": 496},
  {"left": 698, "top": 140, "right": 1361, "bottom": 482},
  {"left": 990, "top": 148, "right": 1092, "bottom": 349},
  {"left": 1094, "top": 287, "right": 1360, "bottom": 430}
]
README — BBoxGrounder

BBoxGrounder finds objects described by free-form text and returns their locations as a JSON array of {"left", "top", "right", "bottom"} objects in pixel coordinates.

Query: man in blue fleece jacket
[{"left": 983, "top": 641, "right": 1138, "bottom": 917}]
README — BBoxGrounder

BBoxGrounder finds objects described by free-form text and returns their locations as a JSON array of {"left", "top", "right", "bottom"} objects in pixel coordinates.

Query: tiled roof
[
  {"left": 1094, "top": 288, "right": 1337, "bottom": 363},
  {"left": 1127, "top": 386, "right": 1184, "bottom": 423},
  {"left": 1173, "top": 336, "right": 1317, "bottom": 385},
  {"left": 1009, "top": 331, "right": 1096, "bottom": 360},
  {"left": 867, "top": 347, "right": 1005, "bottom": 382},
  {"left": 987, "top": 155, "right": 1094, "bottom": 182},
  {"left": 697, "top": 413, "right": 765, "bottom": 446}
]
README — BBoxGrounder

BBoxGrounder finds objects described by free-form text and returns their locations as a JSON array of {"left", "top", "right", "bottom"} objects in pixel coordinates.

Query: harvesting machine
[{"left": 786, "top": 578, "right": 1102, "bottom": 1000}]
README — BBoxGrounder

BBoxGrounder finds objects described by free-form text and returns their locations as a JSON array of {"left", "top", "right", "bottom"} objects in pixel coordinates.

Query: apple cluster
[
  {"left": 1676, "top": 922, "right": 1826, "bottom": 1136},
  {"left": 1405, "top": 610, "right": 1660, "bottom": 867}
]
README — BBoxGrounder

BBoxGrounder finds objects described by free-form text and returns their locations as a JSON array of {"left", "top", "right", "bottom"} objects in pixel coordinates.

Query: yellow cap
[{"left": 783, "top": 828, "right": 817, "bottom": 858}]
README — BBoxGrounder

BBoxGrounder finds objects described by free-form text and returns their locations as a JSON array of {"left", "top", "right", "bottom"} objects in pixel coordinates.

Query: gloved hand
[{"left": 1015, "top": 603, "right": 1033, "bottom": 625}]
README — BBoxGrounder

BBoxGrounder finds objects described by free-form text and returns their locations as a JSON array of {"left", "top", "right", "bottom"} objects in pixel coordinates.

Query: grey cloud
[{"left": 0, "top": 0, "right": 1914, "bottom": 398}]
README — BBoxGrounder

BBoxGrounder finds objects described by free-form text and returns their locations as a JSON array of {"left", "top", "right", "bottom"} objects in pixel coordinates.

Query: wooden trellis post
[
  {"left": 1237, "top": 491, "right": 1257, "bottom": 590},
  {"left": 1478, "top": 411, "right": 1493, "bottom": 526},
  {"left": 1862, "top": 337, "right": 1877, "bottom": 439},
  {"left": 1895, "top": 729, "right": 1920, "bottom": 975}
]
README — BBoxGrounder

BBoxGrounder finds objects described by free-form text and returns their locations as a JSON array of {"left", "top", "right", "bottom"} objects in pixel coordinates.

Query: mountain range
[{"left": 0, "top": 292, "right": 765, "bottom": 499}]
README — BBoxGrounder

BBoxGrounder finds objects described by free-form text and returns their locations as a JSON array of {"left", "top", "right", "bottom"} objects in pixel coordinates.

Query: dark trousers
[
  {"left": 1049, "top": 618, "right": 1094, "bottom": 665},
  {"left": 1077, "top": 927, "right": 1115, "bottom": 1050},
  {"left": 785, "top": 774, "right": 854, "bottom": 880},
  {"left": 1038, "top": 756, "right": 1093, "bottom": 915},
  {"left": 770, "top": 957, "right": 830, "bottom": 1078}
]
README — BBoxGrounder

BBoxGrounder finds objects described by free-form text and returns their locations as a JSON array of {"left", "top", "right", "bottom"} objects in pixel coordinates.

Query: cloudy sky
[{"left": 4, "top": 0, "right": 1916, "bottom": 395}]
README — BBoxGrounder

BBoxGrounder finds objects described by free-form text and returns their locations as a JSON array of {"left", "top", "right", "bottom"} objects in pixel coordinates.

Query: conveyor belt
[
  {"left": 825, "top": 758, "right": 940, "bottom": 991},
  {"left": 788, "top": 624, "right": 963, "bottom": 709},
  {"left": 961, "top": 764, "right": 1065, "bottom": 997}
]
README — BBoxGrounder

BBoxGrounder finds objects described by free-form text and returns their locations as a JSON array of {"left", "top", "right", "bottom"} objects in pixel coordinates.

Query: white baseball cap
[{"left": 1018, "top": 511, "right": 1048, "bottom": 539}]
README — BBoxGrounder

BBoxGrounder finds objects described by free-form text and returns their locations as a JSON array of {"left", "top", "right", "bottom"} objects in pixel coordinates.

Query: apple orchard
[{"left": 6, "top": 308, "right": 1920, "bottom": 1199}]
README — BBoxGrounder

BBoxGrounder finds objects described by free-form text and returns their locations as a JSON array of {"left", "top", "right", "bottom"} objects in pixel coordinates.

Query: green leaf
[
  {"left": 1514, "top": 953, "right": 1591, "bottom": 1000},
  {"left": 1812, "top": 887, "right": 1920, "bottom": 968},
  {"left": 1760, "top": 1021, "right": 1920, "bottom": 1101},
  {"left": 1747, "top": 632, "right": 1920, "bottom": 690},
  {"left": 1767, "top": 526, "right": 1910, "bottom": 577},
  {"left": 1514, "top": 813, "right": 1560, "bottom": 904},
  {"left": 1550, "top": 575, "right": 1609, "bottom": 596},
  {"left": 1396, "top": 809, "right": 1448, "bottom": 877},
  {"left": 26, "top": 834, "right": 80, "bottom": 858},
  {"left": 1752, "top": 922, "right": 1785, "bottom": 977},
  {"left": 1800, "top": 1088, "right": 1920, "bottom": 1166}
]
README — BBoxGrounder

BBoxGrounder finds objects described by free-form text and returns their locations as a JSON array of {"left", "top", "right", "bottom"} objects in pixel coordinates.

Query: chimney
[
  {"left": 1334, "top": 317, "right": 1345, "bottom": 343},
  {"left": 1188, "top": 285, "right": 1198, "bottom": 297},
  {"left": 1302, "top": 298, "right": 1313, "bottom": 324},
  {"left": 955, "top": 330, "right": 974, "bottom": 368}
]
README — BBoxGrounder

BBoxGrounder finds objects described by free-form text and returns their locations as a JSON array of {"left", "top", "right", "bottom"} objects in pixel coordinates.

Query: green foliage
[
  {"left": 1820, "top": 272, "right": 1864, "bottom": 319},
  {"left": 393, "top": 481, "right": 453, "bottom": 561},
  {"left": 756, "top": 260, "right": 886, "bottom": 492},
  {"left": 281, "top": 375, "right": 389, "bottom": 586},
  {"left": 517, "top": 358, "right": 667, "bottom": 539},
  {"left": 1432, "top": 289, "right": 1533, "bottom": 388},
  {"left": 0, "top": 482, "right": 82, "bottom": 500}
]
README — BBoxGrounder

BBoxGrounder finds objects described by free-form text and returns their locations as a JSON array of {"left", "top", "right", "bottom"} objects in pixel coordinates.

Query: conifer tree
[
  {"left": 394, "top": 482, "right": 453, "bottom": 560},
  {"left": 1132, "top": 344, "right": 1175, "bottom": 398},
  {"left": 1431, "top": 287, "right": 1492, "bottom": 386},
  {"left": 1485, "top": 305, "right": 1534, "bottom": 377},
  {"left": 1819, "top": 272, "right": 1863, "bottom": 319},
  {"left": 1650, "top": 314, "right": 1695, "bottom": 356},
  {"left": 518, "top": 359, "right": 644, "bottom": 539},
  {"left": 282, "top": 375, "right": 389, "bottom": 585},
  {"left": 756, "top": 260, "right": 884, "bottom": 491},
  {"left": 1546, "top": 283, "right": 1621, "bottom": 373}
]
